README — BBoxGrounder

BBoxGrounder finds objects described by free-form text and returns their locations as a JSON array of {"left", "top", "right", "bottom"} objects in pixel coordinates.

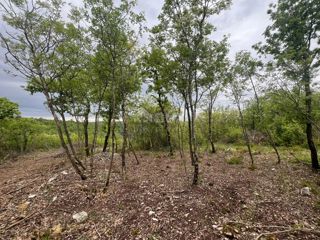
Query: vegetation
[
  {"left": 1, "top": 1, "right": 320, "bottom": 238},
  {"left": 0, "top": 0, "right": 319, "bottom": 182}
]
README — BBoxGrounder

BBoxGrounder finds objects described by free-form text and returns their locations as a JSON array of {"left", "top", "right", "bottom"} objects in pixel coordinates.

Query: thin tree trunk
[
  {"left": 91, "top": 103, "right": 102, "bottom": 155},
  {"left": 237, "top": 105, "right": 254, "bottom": 166},
  {"left": 208, "top": 91, "right": 217, "bottom": 154},
  {"left": 129, "top": 140, "right": 139, "bottom": 165},
  {"left": 44, "top": 92, "right": 86, "bottom": 180},
  {"left": 60, "top": 112, "right": 86, "bottom": 171},
  {"left": 249, "top": 77, "right": 281, "bottom": 163},
  {"left": 83, "top": 113, "right": 90, "bottom": 157},
  {"left": 105, "top": 116, "right": 116, "bottom": 188},
  {"left": 105, "top": 65, "right": 117, "bottom": 189},
  {"left": 157, "top": 94, "right": 173, "bottom": 156},
  {"left": 304, "top": 71, "right": 319, "bottom": 169},
  {"left": 102, "top": 110, "right": 113, "bottom": 152},
  {"left": 121, "top": 100, "right": 127, "bottom": 175}
]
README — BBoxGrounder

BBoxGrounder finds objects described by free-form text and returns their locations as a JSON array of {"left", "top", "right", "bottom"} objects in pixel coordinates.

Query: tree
[
  {"left": 257, "top": 0, "right": 320, "bottom": 169},
  {"left": 235, "top": 51, "right": 281, "bottom": 163},
  {"left": 228, "top": 52, "right": 254, "bottom": 167},
  {"left": 0, "top": 97, "right": 20, "bottom": 120},
  {"left": 0, "top": 0, "right": 87, "bottom": 179},
  {"left": 156, "top": 0, "right": 231, "bottom": 184},
  {"left": 142, "top": 47, "right": 175, "bottom": 156},
  {"left": 85, "top": 0, "right": 144, "bottom": 187},
  {"left": 201, "top": 39, "right": 229, "bottom": 154}
]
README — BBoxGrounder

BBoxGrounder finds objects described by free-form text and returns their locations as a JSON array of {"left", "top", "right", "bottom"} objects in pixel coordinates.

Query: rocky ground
[{"left": 1, "top": 149, "right": 320, "bottom": 239}]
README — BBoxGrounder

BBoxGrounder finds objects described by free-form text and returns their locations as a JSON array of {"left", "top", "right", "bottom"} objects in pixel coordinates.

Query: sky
[{"left": 0, "top": 0, "right": 275, "bottom": 118}]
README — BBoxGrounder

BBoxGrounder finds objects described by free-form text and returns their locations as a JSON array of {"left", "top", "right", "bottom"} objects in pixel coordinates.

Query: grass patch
[{"left": 227, "top": 155, "right": 243, "bottom": 165}]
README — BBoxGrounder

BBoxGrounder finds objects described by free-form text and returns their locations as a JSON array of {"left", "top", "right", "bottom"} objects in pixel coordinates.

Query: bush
[
  {"left": 225, "top": 127, "right": 243, "bottom": 144},
  {"left": 274, "top": 121, "right": 305, "bottom": 146}
]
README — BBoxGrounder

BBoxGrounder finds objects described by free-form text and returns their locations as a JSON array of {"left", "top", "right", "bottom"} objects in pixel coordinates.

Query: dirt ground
[{"left": 1, "top": 149, "right": 320, "bottom": 240}]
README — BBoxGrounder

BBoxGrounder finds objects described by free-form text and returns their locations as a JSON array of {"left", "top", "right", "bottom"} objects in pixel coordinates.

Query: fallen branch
[
  {"left": 4, "top": 178, "right": 39, "bottom": 196},
  {"left": 0, "top": 198, "right": 56, "bottom": 232},
  {"left": 2, "top": 210, "right": 40, "bottom": 231}
]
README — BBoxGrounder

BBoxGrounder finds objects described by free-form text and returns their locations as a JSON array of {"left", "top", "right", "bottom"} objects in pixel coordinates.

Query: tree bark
[
  {"left": 91, "top": 103, "right": 102, "bottom": 155},
  {"left": 44, "top": 92, "right": 86, "bottom": 180},
  {"left": 83, "top": 113, "right": 90, "bottom": 157},
  {"left": 121, "top": 100, "right": 127, "bottom": 175},
  {"left": 60, "top": 112, "right": 86, "bottom": 171},
  {"left": 102, "top": 109, "right": 113, "bottom": 152},
  {"left": 157, "top": 94, "right": 173, "bottom": 156},
  {"left": 208, "top": 91, "right": 218, "bottom": 154},
  {"left": 304, "top": 71, "right": 319, "bottom": 169},
  {"left": 129, "top": 140, "right": 139, "bottom": 165},
  {"left": 238, "top": 105, "right": 254, "bottom": 166}
]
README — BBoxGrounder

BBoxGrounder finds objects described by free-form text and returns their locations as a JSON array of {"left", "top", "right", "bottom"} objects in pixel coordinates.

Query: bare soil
[{"left": 1, "top": 149, "right": 320, "bottom": 239}]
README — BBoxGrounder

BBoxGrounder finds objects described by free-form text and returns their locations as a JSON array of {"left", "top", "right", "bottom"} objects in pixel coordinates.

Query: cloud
[{"left": 0, "top": 0, "right": 275, "bottom": 117}]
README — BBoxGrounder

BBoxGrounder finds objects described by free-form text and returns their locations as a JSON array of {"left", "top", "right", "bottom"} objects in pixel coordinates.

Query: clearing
[{"left": 1, "top": 149, "right": 320, "bottom": 239}]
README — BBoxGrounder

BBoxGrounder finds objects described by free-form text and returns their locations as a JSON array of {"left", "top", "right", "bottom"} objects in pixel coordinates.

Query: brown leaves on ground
[{"left": 0, "top": 150, "right": 320, "bottom": 239}]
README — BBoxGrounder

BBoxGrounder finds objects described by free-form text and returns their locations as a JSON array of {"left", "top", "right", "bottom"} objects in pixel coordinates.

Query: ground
[{"left": 1, "top": 148, "right": 320, "bottom": 240}]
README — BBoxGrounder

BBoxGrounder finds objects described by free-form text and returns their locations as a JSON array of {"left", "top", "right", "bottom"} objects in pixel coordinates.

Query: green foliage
[
  {"left": 0, "top": 97, "right": 20, "bottom": 119},
  {"left": 227, "top": 156, "right": 243, "bottom": 165}
]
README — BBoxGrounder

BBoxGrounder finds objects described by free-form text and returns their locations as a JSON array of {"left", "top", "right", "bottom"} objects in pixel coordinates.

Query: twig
[
  {"left": 2, "top": 211, "right": 40, "bottom": 231},
  {"left": 4, "top": 178, "right": 38, "bottom": 196},
  {"left": 0, "top": 199, "right": 55, "bottom": 232},
  {"left": 93, "top": 222, "right": 102, "bottom": 239}
]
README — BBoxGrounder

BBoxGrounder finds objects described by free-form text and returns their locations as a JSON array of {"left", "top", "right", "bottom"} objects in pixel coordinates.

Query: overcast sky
[{"left": 0, "top": 0, "right": 274, "bottom": 118}]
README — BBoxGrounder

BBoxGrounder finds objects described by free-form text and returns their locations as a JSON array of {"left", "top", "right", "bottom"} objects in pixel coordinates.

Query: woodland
[{"left": 1, "top": 0, "right": 320, "bottom": 239}]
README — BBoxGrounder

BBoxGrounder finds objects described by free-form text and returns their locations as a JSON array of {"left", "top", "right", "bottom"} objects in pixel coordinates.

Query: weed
[{"left": 227, "top": 156, "right": 243, "bottom": 165}]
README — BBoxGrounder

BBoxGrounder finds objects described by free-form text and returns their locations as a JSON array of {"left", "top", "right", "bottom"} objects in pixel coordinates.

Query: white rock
[
  {"left": 48, "top": 175, "right": 58, "bottom": 183},
  {"left": 72, "top": 211, "right": 88, "bottom": 223},
  {"left": 52, "top": 196, "right": 58, "bottom": 202},
  {"left": 152, "top": 218, "right": 158, "bottom": 222},
  {"left": 61, "top": 170, "right": 68, "bottom": 175},
  {"left": 148, "top": 210, "right": 155, "bottom": 216},
  {"left": 301, "top": 187, "right": 311, "bottom": 196},
  {"left": 28, "top": 194, "right": 37, "bottom": 199}
]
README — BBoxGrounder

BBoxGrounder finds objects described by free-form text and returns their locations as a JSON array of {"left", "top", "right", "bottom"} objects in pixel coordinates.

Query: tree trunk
[
  {"left": 208, "top": 92, "right": 217, "bottom": 154},
  {"left": 60, "top": 112, "right": 86, "bottom": 171},
  {"left": 83, "top": 113, "right": 90, "bottom": 157},
  {"left": 129, "top": 140, "right": 139, "bottom": 165},
  {"left": 185, "top": 90, "right": 199, "bottom": 185},
  {"left": 121, "top": 100, "right": 127, "bottom": 175},
  {"left": 157, "top": 94, "right": 173, "bottom": 156},
  {"left": 238, "top": 105, "right": 254, "bottom": 166},
  {"left": 249, "top": 76, "right": 280, "bottom": 163},
  {"left": 304, "top": 71, "right": 319, "bottom": 169},
  {"left": 102, "top": 109, "right": 113, "bottom": 152},
  {"left": 44, "top": 92, "right": 86, "bottom": 180},
  {"left": 91, "top": 103, "right": 102, "bottom": 155}
]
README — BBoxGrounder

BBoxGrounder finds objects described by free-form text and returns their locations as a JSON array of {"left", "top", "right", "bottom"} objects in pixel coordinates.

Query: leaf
[{"left": 52, "top": 224, "right": 63, "bottom": 235}]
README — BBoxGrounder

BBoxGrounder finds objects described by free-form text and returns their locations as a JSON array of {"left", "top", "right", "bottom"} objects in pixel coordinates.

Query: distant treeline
[{"left": 2, "top": 90, "right": 320, "bottom": 162}]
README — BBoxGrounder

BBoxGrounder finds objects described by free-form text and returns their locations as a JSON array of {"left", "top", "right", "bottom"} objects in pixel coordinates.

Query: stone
[
  {"left": 28, "top": 194, "right": 37, "bottom": 199},
  {"left": 48, "top": 175, "right": 58, "bottom": 183},
  {"left": 301, "top": 187, "right": 311, "bottom": 196},
  {"left": 148, "top": 210, "right": 155, "bottom": 216},
  {"left": 72, "top": 211, "right": 88, "bottom": 223}
]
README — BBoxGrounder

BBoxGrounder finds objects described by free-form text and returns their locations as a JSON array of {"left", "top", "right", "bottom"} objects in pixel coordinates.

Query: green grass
[{"left": 226, "top": 155, "right": 243, "bottom": 165}]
